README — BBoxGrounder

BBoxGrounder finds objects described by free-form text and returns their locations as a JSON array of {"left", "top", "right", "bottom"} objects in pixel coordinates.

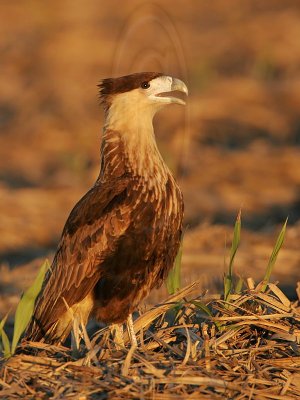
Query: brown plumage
[{"left": 25, "top": 72, "right": 188, "bottom": 344}]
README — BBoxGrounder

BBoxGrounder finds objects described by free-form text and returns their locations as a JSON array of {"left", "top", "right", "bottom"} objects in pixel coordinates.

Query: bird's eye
[{"left": 141, "top": 81, "right": 150, "bottom": 89}]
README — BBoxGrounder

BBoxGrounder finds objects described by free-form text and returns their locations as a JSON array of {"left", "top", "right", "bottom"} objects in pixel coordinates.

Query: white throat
[{"left": 104, "top": 91, "right": 168, "bottom": 181}]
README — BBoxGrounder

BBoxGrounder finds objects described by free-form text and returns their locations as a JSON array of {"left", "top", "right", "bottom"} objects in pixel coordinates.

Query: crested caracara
[{"left": 25, "top": 72, "right": 188, "bottom": 346}]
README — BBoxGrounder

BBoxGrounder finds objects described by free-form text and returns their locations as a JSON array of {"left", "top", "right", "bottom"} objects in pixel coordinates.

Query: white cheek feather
[{"left": 145, "top": 75, "right": 173, "bottom": 97}]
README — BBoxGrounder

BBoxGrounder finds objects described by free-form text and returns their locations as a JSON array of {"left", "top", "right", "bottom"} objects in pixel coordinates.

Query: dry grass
[{"left": 1, "top": 280, "right": 299, "bottom": 399}]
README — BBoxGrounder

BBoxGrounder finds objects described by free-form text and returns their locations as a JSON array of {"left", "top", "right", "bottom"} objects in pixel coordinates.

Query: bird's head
[{"left": 99, "top": 72, "right": 188, "bottom": 118}]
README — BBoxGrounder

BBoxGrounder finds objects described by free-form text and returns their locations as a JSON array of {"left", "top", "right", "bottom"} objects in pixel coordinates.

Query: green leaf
[
  {"left": 1, "top": 329, "right": 11, "bottom": 358},
  {"left": 234, "top": 276, "right": 244, "bottom": 294},
  {"left": 224, "top": 210, "right": 241, "bottom": 302},
  {"left": 0, "top": 313, "right": 8, "bottom": 333},
  {"left": 223, "top": 275, "right": 232, "bottom": 303},
  {"left": 191, "top": 300, "right": 212, "bottom": 316},
  {"left": 191, "top": 301, "right": 223, "bottom": 331},
  {"left": 11, "top": 259, "right": 49, "bottom": 355},
  {"left": 229, "top": 210, "right": 241, "bottom": 277},
  {"left": 166, "top": 239, "right": 183, "bottom": 295},
  {"left": 0, "top": 313, "right": 11, "bottom": 358},
  {"left": 261, "top": 218, "right": 288, "bottom": 292}
]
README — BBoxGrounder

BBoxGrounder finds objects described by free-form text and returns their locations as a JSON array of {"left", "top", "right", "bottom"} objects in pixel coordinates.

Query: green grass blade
[
  {"left": 261, "top": 218, "right": 288, "bottom": 292},
  {"left": 234, "top": 276, "right": 244, "bottom": 294},
  {"left": 223, "top": 275, "right": 232, "bottom": 303},
  {"left": 0, "top": 313, "right": 11, "bottom": 358},
  {"left": 224, "top": 210, "right": 241, "bottom": 302},
  {"left": 166, "top": 240, "right": 183, "bottom": 295},
  {"left": 191, "top": 300, "right": 212, "bottom": 317},
  {"left": 1, "top": 329, "right": 11, "bottom": 358},
  {"left": 0, "top": 313, "right": 8, "bottom": 332},
  {"left": 11, "top": 259, "right": 49, "bottom": 355},
  {"left": 191, "top": 301, "right": 223, "bottom": 331},
  {"left": 229, "top": 210, "right": 241, "bottom": 276}
]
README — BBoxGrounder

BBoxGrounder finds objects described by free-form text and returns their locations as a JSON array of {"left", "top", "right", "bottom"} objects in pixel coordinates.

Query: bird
[{"left": 25, "top": 72, "right": 188, "bottom": 347}]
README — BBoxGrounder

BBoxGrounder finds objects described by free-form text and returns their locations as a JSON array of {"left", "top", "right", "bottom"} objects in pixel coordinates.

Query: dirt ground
[{"left": 1, "top": 0, "right": 300, "bottom": 333}]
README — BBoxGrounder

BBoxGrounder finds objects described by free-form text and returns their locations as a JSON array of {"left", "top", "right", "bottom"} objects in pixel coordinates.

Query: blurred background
[{"left": 1, "top": 0, "right": 300, "bottom": 327}]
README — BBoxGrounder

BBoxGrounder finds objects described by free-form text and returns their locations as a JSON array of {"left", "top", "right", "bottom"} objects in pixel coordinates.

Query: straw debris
[{"left": 1, "top": 279, "right": 299, "bottom": 399}]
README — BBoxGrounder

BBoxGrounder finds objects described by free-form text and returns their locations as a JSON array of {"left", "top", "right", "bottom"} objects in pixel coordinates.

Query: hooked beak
[
  {"left": 170, "top": 77, "right": 189, "bottom": 104},
  {"left": 154, "top": 77, "right": 188, "bottom": 105}
]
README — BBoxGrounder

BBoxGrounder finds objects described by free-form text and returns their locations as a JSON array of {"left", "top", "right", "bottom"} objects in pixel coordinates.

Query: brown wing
[
  {"left": 25, "top": 175, "right": 130, "bottom": 341},
  {"left": 92, "top": 176, "right": 184, "bottom": 324}
]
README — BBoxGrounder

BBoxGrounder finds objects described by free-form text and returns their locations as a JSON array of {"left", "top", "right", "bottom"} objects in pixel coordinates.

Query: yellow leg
[
  {"left": 126, "top": 313, "right": 137, "bottom": 347},
  {"left": 111, "top": 323, "right": 124, "bottom": 349}
]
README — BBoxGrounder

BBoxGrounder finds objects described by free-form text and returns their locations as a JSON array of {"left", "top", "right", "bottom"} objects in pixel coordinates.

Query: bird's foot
[{"left": 110, "top": 314, "right": 137, "bottom": 350}]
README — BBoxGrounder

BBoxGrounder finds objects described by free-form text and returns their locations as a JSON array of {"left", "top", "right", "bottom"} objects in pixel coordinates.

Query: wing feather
[{"left": 26, "top": 175, "right": 130, "bottom": 340}]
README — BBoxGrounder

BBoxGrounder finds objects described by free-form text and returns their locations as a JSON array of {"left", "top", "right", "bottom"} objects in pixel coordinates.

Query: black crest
[{"left": 98, "top": 72, "right": 163, "bottom": 110}]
